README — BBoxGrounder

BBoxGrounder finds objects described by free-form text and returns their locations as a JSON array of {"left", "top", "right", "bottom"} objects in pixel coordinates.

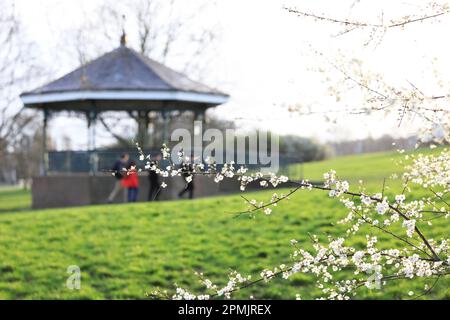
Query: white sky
[{"left": 14, "top": 0, "right": 450, "bottom": 149}]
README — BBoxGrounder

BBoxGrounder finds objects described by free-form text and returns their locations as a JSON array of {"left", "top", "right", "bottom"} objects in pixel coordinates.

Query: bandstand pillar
[
  {"left": 87, "top": 111, "right": 98, "bottom": 174},
  {"left": 42, "top": 109, "right": 49, "bottom": 176}
]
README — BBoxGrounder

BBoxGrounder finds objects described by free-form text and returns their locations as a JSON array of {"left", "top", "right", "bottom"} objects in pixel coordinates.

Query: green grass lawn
[
  {"left": 0, "top": 148, "right": 448, "bottom": 299},
  {"left": 0, "top": 187, "right": 31, "bottom": 213},
  {"left": 289, "top": 147, "right": 440, "bottom": 185}
]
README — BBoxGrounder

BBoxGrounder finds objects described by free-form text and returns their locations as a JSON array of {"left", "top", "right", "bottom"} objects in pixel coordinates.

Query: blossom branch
[{"left": 284, "top": 6, "right": 450, "bottom": 31}]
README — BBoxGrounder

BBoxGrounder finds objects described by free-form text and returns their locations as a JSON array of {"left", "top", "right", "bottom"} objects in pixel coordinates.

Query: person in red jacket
[{"left": 121, "top": 161, "right": 139, "bottom": 202}]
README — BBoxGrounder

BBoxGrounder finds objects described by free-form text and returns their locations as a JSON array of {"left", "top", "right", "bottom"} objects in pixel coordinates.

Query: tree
[
  {"left": 60, "top": 0, "right": 221, "bottom": 148},
  {"left": 99, "top": 0, "right": 219, "bottom": 78},
  {"left": 132, "top": 1, "right": 449, "bottom": 300},
  {"left": 285, "top": 1, "right": 450, "bottom": 134},
  {"left": 0, "top": 0, "right": 42, "bottom": 183}
]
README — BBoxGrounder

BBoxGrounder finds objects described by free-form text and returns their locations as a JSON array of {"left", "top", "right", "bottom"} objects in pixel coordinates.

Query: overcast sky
[{"left": 14, "top": 0, "right": 450, "bottom": 149}]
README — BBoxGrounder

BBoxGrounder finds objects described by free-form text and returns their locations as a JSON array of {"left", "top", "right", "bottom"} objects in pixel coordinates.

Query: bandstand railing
[{"left": 45, "top": 149, "right": 306, "bottom": 179}]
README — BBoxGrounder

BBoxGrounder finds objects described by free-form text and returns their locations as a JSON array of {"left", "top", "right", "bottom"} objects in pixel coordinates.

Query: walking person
[
  {"left": 147, "top": 154, "right": 162, "bottom": 201},
  {"left": 122, "top": 161, "right": 139, "bottom": 202},
  {"left": 178, "top": 163, "right": 194, "bottom": 199},
  {"left": 107, "top": 153, "right": 129, "bottom": 203}
]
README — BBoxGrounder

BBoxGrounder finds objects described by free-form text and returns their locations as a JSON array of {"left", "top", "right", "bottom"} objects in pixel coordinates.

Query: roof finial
[
  {"left": 120, "top": 30, "right": 127, "bottom": 46},
  {"left": 120, "top": 14, "right": 127, "bottom": 46}
]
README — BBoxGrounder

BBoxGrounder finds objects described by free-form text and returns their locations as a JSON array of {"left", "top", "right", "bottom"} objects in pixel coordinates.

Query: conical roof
[{"left": 21, "top": 44, "right": 228, "bottom": 110}]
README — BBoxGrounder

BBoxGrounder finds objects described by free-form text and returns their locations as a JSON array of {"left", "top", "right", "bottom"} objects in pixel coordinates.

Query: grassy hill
[
  {"left": 0, "top": 148, "right": 448, "bottom": 299},
  {"left": 289, "top": 147, "right": 440, "bottom": 185}
]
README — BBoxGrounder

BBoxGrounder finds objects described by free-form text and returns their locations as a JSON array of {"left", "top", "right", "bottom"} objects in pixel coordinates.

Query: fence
[{"left": 46, "top": 149, "right": 306, "bottom": 178}]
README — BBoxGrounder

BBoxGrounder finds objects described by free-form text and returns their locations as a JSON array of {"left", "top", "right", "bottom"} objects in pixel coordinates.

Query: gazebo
[{"left": 20, "top": 34, "right": 229, "bottom": 208}]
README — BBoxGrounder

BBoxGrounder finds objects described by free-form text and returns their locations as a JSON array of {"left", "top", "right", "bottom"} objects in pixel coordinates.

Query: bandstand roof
[{"left": 20, "top": 42, "right": 228, "bottom": 112}]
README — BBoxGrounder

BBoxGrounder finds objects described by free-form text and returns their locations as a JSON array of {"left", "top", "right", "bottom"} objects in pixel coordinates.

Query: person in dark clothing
[
  {"left": 148, "top": 160, "right": 161, "bottom": 201},
  {"left": 107, "top": 153, "right": 129, "bottom": 203},
  {"left": 178, "top": 163, "right": 194, "bottom": 199}
]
